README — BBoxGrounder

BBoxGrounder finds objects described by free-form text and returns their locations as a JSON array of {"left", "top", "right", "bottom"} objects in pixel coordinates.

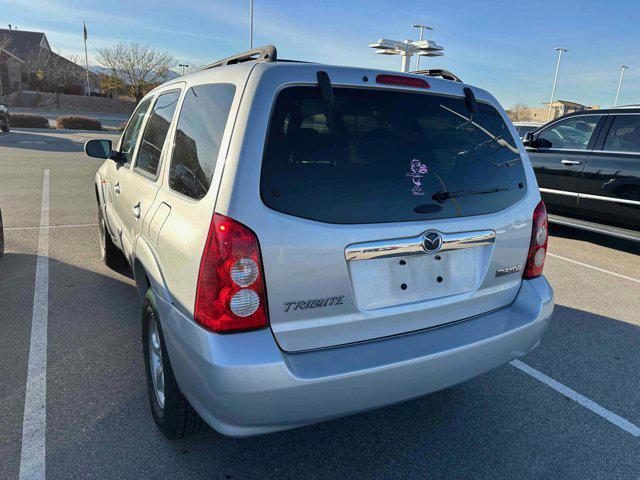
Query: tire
[
  {"left": 142, "top": 288, "right": 208, "bottom": 439},
  {"left": 0, "top": 123, "right": 8, "bottom": 133},
  {"left": 97, "top": 205, "right": 125, "bottom": 270}
]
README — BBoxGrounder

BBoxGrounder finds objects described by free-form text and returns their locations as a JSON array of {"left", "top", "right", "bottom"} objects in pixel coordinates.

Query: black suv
[{"left": 524, "top": 107, "right": 640, "bottom": 241}]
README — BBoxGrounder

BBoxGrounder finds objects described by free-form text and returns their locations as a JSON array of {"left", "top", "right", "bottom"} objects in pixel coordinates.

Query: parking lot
[{"left": 1, "top": 128, "right": 639, "bottom": 479}]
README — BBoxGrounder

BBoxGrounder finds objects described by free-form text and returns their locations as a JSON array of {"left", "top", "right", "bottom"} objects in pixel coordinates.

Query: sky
[{"left": 2, "top": 0, "right": 639, "bottom": 109}]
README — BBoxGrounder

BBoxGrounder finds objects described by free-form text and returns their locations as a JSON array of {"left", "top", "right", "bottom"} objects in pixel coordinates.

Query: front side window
[
  {"left": 517, "top": 125, "right": 538, "bottom": 137},
  {"left": 135, "top": 90, "right": 181, "bottom": 178},
  {"left": 169, "top": 83, "right": 236, "bottom": 199},
  {"left": 537, "top": 115, "right": 600, "bottom": 150},
  {"left": 261, "top": 87, "right": 527, "bottom": 224},
  {"left": 120, "top": 98, "right": 152, "bottom": 164},
  {"left": 603, "top": 115, "right": 640, "bottom": 153}
]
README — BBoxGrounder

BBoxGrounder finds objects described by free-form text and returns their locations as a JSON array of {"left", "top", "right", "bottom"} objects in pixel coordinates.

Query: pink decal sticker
[{"left": 405, "top": 159, "right": 428, "bottom": 196}]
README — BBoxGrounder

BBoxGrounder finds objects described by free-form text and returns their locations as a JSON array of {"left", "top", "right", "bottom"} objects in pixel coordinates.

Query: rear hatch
[{"left": 226, "top": 65, "right": 534, "bottom": 352}]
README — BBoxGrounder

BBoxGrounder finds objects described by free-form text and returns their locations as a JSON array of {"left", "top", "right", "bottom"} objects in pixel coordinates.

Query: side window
[
  {"left": 135, "top": 90, "right": 181, "bottom": 178},
  {"left": 603, "top": 115, "right": 640, "bottom": 153},
  {"left": 119, "top": 98, "right": 152, "bottom": 164},
  {"left": 169, "top": 83, "right": 236, "bottom": 199},
  {"left": 537, "top": 115, "right": 600, "bottom": 150}
]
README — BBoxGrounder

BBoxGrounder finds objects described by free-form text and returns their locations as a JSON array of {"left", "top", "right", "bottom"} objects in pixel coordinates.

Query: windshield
[{"left": 261, "top": 86, "right": 527, "bottom": 224}]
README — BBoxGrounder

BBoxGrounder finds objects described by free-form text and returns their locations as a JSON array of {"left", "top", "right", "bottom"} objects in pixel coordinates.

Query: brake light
[
  {"left": 523, "top": 201, "right": 548, "bottom": 279},
  {"left": 376, "top": 74, "right": 430, "bottom": 89},
  {"left": 194, "top": 213, "right": 268, "bottom": 332}
]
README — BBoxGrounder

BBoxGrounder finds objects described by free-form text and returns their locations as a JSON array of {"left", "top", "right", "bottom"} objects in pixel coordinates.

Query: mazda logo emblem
[{"left": 422, "top": 231, "right": 443, "bottom": 252}]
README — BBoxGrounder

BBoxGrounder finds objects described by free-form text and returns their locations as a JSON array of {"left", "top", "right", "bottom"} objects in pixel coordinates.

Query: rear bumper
[{"left": 158, "top": 276, "right": 554, "bottom": 437}]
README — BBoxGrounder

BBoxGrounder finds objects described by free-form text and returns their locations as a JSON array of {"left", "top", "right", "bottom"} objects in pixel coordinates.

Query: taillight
[
  {"left": 194, "top": 213, "right": 268, "bottom": 332},
  {"left": 523, "top": 200, "right": 548, "bottom": 279},
  {"left": 375, "top": 74, "right": 430, "bottom": 89}
]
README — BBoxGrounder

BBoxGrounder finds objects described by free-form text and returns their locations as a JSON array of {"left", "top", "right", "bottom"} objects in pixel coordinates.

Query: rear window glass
[{"left": 260, "top": 87, "right": 527, "bottom": 224}]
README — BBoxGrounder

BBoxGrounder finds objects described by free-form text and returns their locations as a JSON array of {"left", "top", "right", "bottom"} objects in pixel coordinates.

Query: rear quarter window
[
  {"left": 260, "top": 86, "right": 527, "bottom": 224},
  {"left": 169, "top": 83, "right": 236, "bottom": 200}
]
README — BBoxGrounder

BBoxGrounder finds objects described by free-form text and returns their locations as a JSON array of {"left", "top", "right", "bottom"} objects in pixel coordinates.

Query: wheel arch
[
  {"left": 94, "top": 172, "right": 105, "bottom": 206},
  {"left": 133, "top": 236, "right": 172, "bottom": 304}
]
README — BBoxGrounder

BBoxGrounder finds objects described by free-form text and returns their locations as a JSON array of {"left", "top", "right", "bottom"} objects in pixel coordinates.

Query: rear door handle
[
  {"left": 560, "top": 159, "right": 582, "bottom": 166},
  {"left": 132, "top": 202, "right": 141, "bottom": 219},
  {"left": 114, "top": 182, "right": 121, "bottom": 194}
]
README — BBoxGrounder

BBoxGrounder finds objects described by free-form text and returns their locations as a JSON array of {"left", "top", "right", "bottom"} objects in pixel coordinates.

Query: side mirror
[
  {"left": 84, "top": 139, "right": 113, "bottom": 159},
  {"left": 522, "top": 132, "right": 534, "bottom": 147}
]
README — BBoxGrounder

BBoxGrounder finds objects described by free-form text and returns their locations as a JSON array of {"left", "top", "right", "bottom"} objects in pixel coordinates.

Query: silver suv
[{"left": 85, "top": 46, "right": 554, "bottom": 439}]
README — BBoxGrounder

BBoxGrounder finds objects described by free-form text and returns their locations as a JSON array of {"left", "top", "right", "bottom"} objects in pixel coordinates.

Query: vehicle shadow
[
  {"left": 550, "top": 223, "right": 640, "bottom": 255},
  {"left": 7, "top": 250, "right": 628, "bottom": 480}
]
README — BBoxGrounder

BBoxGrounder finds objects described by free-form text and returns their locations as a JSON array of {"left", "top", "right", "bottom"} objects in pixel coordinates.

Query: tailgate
[
  {"left": 256, "top": 209, "right": 531, "bottom": 352},
  {"left": 220, "top": 64, "right": 536, "bottom": 352}
]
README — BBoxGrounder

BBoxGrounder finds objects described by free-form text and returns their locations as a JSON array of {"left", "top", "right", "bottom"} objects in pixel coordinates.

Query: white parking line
[
  {"left": 19, "top": 169, "right": 49, "bottom": 480},
  {"left": 547, "top": 253, "right": 640, "bottom": 285},
  {"left": 6, "top": 223, "right": 97, "bottom": 232},
  {"left": 511, "top": 360, "right": 640, "bottom": 437}
]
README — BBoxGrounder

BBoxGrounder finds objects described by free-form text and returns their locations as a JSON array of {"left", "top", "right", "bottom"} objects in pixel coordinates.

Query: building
[
  {"left": 0, "top": 27, "right": 98, "bottom": 96},
  {"left": 527, "top": 100, "right": 600, "bottom": 123}
]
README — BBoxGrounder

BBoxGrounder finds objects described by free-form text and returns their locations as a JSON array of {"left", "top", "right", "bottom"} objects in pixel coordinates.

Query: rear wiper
[{"left": 433, "top": 187, "right": 509, "bottom": 203}]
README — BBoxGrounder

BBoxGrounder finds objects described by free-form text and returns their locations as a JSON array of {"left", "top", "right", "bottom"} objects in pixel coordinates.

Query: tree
[
  {"left": 181, "top": 64, "right": 204, "bottom": 75},
  {"left": 0, "top": 35, "right": 11, "bottom": 95},
  {"left": 508, "top": 103, "right": 531, "bottom": 122},
  {"left": 96, "top": 42, "right": 175, "bottom": 102},
  {"left": 22, "top": 48, "right": 86, "bottom": 93}
]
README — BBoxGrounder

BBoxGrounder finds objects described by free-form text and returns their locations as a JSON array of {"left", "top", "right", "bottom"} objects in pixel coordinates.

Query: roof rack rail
[
  {"left": 202, "top": 45, "right": 277, "bottom": 70},
  {"left": 412, "top": 69, "right": 462, "bottom": 83}
]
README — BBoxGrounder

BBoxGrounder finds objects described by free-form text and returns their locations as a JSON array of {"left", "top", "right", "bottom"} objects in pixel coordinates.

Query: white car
[{"left": 84, "top": 45, "right": 554, "bottom": 438}]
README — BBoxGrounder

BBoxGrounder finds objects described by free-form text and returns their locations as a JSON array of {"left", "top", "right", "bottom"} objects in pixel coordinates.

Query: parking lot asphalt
[{"left": 1, "top": 128, "right": 639, "bottom": 480}]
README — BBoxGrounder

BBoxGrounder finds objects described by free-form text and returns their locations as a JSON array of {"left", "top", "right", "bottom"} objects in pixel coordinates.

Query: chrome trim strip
[
  {"left": 579, "top": 193, "right": 640, "bottom": 206},
  {"left": 548, "top": 215, "right": 640, "bottom": 242},
  {"left": 592, "top": 150, "right": 640, "bottom": 156},
  {"left": 345, "top": 229, "right": 495, "bottom": 261},
  {"left": 526, "top": 147, "right": 590, "bottom": 153},
  {"left": 539, "top": 188, "right": 579, "bottom": 197},
  {"left": 539, "top": 188, "right": 640, "bottom": 205}
]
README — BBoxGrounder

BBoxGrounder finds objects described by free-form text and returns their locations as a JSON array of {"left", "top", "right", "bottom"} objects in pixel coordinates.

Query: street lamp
[
  {"left": 547, "top": 47, "right": 568, "bottom": 122},
  {"left": 369, "top": 38, "right": 444, "bottom": 73},
  {"left": 614, "top": 65, "right": 629, "bottom": 107},
  {"left": 411, "top": 24, "right": 434, "bottom": 70}
]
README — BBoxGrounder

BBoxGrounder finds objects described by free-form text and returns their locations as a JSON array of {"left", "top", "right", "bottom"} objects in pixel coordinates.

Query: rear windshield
[{"left": 260, "top": 86, "right": 526, "bottom": 224}]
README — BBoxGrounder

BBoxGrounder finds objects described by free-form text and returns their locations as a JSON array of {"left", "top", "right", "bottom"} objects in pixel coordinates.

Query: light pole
[
  {"left": 179, "top": 64, "right": 189, "bottom": 75},
  {"left": 411, "top": 24, "right": 434, "bottom": 70},
  {"left": 249, "top": 0, "right": 254, "bottom": 49},
  {"left": 547, "top": 47, "right": 568, "bottom": 122},
  {"left": 369, "top": 38, "right": 444, "bottom": 73},
  {"left": 614, "top": 65, "right": 629, "bottom": 107}
]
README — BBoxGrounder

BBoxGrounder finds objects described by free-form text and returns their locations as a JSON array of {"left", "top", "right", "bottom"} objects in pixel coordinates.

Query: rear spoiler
[{"left": 412, "top": 69, "right": 462, "bottom": 83}]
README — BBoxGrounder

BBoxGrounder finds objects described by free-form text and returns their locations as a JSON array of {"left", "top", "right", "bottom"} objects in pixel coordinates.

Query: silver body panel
[
  {"left": 215, "top": 63, "right": 541, "bottom": 352},
  {"left": 94, "top": 60, "right": 554, "bottom": 435},
  {"left": 158, "top": 276, "right": 553, "bottom": 437}
]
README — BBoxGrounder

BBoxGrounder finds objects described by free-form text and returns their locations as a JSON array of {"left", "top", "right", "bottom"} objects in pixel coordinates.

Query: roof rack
[
  {"left": 412, "top": 69, "right": 462, "bottom": 83},
  {"left": 612, "top": 104, "right": 640, "bottom": 109},
  {"left": 202, "top": 45, "right": 277, "bottom": 70}
]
